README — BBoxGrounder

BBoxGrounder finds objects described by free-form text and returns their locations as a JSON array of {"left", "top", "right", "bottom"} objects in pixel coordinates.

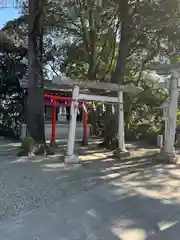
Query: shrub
[
  {"left": 20, "top": 137, "right": 35, "bottom": 153},
  {"left": 132, "top": 123, "right": 162, "bottom": 145}
]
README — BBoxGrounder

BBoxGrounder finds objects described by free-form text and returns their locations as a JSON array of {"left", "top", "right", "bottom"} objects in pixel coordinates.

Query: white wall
[{"left": 20, "top": 123, "right": 91, "bottom": 141}]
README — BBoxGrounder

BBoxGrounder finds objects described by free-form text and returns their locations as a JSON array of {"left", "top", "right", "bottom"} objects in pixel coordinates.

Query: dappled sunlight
[
  {"left": 158, "top": 220, "right": 178, "bottom": 231},
  {"left": 100, "top": 172, "right": 121, "bottom": 180},
  {"left": 42, "top": 161, "right": 82, "bottom": 172},
  {"left": 110, "top": 167, "right": 180, "bottom": 203},
  {"left": 108, "top": 214, "right": 155, "bottom": 240},
  {"left": 6, "top": 142, "right": 21, "bottom": 147},
  {"left": 10, "top": 156, "right": 56, "bottom": 164},
  {"left": 43, "top": 163, "right": 65, "bottom": 169},
  {"left": 1, "top": 139, "right": 180, "bottom": 239},
  {"left": 112, "top": 227, "right": 147, "bottom": 240},
  {"left": 0, "top": 142, "right": 21, "bottom": 148},
  {"left": 107, "top": 187, "right": 137, "bottom": 201},
  {"left": 43, "top": 168, "right": 63, "bottom": 172},
  {"left": 167, "top": 179, "right": 180, "bottom": 186},
  {"left": 127, "top": 168, "right": 180, "bottom": 203},
  {"left": 133, "top": 187, "right": 164, "bottom": 200},
  {"left": 10, "top": 157, "right": 30, "bottom": 163},
  {"left": 109, "top": 166, "right": 124, "bottom": 171},
  {"left": 0, "top": 147, "right": 18, "bottom": 152},
  {"left": 87, "top": 208, "right": 99, "bottom": 218},
  {"left": 79, "top": 152, "right": 109, "bottom": 161},
  {"left": 83, "top": 149, "right": 180, "bottom": 206},
  {"left": 168, "top": 168, "right": 180, "bottom": 176},
  {"left": 79, "top": 148, "right": 111, "bottom": 155},
  {"left": 100, "top": 158, "right": 115, "bottom": 163}
]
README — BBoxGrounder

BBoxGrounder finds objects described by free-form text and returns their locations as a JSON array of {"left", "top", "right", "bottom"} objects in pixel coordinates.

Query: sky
[{"left": 0, "top": 0, "right": 20, "bottom": 29}]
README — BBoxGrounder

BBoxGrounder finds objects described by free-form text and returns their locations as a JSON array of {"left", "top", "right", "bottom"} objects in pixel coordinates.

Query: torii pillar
[
  {"left": 113, "top": 90, "right": 130, "bottom": 158},
  {"left": 164, "top": 70, "right": 179, "bottom": 157},
  {"left": 149, "top": 64, "right": 180, "bottom": 163},
  {"left": 64, "top": 85, "right": 80, "bottom": 164}
]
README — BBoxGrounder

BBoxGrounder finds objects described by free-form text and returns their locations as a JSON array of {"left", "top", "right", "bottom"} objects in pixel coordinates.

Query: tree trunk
[
  {"left": 100, "top": 104, "right": 118, "bottom": 149},
  {"left": 102, "top": 1, "right": 133, "bottom": 147},
  {"left": 27, "top": 0, "right": 45, "bottom": 144},
  {"left": 87, "top": 6, "right": 97, "bottom": 81}
]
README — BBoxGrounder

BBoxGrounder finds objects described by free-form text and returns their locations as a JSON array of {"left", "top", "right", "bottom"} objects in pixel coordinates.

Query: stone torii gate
[
  {"left": 53, "top": 76, "right": 135, "bottom": 164},
  {"left": 149, "top": 63, "right": 180, "bottom": 162}
]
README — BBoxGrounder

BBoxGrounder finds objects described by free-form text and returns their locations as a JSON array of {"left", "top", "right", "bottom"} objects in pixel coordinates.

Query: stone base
[
  {"left": 46, "top": 146, "right": 55, "bottom": 156},
  {"left": 82, "top": 136, "right": 88, "bottom": 146},
  {"left": 157, "top": 149, "right": 179, "bottom": 164},
  {"left": 160, "top": 147, "right": 175, "bottom": 154},
  {"left": 64, "top": 155, "right": 80, "bottom": 164},
  {"left": 50, "top": 140, "right": 58, "bottom": 148},
  {"left": 113, "top": 148, "right": 130, "bottom": 159}
]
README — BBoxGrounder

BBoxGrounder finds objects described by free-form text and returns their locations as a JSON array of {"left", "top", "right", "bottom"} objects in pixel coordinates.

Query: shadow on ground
[{"left": 0, "top": 139, "right": 180, "bottom": 239}]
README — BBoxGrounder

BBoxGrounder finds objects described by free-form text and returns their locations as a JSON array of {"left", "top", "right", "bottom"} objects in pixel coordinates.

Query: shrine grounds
[{"left": 0, "top": 138, "right": 180, "bottom": 240}]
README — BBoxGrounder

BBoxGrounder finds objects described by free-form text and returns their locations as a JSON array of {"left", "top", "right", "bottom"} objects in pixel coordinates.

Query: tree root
[
  {"left": 99, "top": 137, "right": 118, "bottom": 150},
  {"left": 17, "top": 137, "right": 55, "bottom": 156}
]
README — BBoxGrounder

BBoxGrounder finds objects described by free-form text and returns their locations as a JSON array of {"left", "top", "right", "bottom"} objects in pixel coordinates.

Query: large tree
[
  {"left": 0, "top": 30, "right": 27, "bottom": 138},
  {"left": 27, "top": 0, "right": 46, "bottom": 144},
  {"left": 2, "top": 0, "right": 180, "bottom": 147},
  {"left": 102, "top": 0, "right": 180, "bottom": 146}
]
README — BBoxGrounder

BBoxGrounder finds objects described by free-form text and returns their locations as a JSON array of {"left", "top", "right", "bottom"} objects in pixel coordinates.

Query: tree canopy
[{"left": 1, "top": 0, "right": 180, "bottom": 145}]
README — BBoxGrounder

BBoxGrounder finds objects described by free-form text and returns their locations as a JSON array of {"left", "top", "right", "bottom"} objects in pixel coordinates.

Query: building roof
[
  {"left": 20, "top": 77, "right": 71, "bottom": 92},
  {"left": 19, "top": 77, "right": 90, "bottom": 94}
]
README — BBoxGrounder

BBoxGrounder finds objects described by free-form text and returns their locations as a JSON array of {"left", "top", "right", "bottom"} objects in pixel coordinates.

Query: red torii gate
[{"left": 44, "top": 94, "right": 88, "bottom": 145}]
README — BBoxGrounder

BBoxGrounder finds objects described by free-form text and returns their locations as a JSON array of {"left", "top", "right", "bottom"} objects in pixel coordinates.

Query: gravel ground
[{"left": 0, "top": 138, "right": 180, "bottom": 239}]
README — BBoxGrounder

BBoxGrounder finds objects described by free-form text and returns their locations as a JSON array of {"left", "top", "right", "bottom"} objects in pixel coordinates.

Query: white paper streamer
[
  {"left": 93, "top": 102, "right": 96, "bottom": 111},
  {"left": 102, "top": 103, "right": 105, "bottom": 112},
  {"left": 112, "top": 104, "right": 115, "bottom": 114},
  {"left": 70, "top": 101, "right": 79, "bottom": 115}
]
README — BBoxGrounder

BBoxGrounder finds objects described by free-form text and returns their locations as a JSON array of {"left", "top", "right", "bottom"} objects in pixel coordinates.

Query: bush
[
  {"left": 20, "top": 137, "right": 35, "bottom": 153},
  {"left": 134, "top": 123, "right": 162, "bottom": 145},
  {"left": 0, "top": 93, "right": 24, "bottom": 140}
]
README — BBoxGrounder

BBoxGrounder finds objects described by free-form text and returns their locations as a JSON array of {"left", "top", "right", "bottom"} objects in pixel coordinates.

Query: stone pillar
[
  {"left": 65, "top": 85, "right": 80, "bottom": 164},
  {"left": 118, "top": 90, "right": 126, "bottom": 151},
  {"left": 164, "top": 70, "right": 179, "bottom": 158},
  {"left": 114, "top": 90, "right": 129, "bottom": 158}
]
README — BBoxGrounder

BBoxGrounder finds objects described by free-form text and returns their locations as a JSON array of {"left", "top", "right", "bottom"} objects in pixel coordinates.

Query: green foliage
[
  {"left": 2, "top": 0, "right": 180, "bottom": 145},
  {"left": 135, "top": 123, "right": 163, "bottom": 145},
  {"left": 0, "top": 51, "right": 26, "bottom": 139},
  {"left": 20, "top": 137, "right": 35, "bottom": 153},
  {"left": 176, "top": 110, "right": 180, "bottom": 127}
]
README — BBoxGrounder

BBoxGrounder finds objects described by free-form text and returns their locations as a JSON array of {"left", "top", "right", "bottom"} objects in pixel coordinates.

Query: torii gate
[
  {"left": 149, "top": 63, "right": 180, "bottom": 162},
  {"left": 53, "top": 76, "right": 135, "bottom": 164}
]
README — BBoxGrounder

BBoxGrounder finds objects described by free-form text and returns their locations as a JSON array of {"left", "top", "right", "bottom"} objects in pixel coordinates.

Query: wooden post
[
  {"left": 65, "top": 85, "right": 80, "bottom": 163},
  {"left": 51, "top": 99, "right": 56, "bottom": 145},
  {"left": 82, "top": 102, "right": 88, "bottom": 146}
]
